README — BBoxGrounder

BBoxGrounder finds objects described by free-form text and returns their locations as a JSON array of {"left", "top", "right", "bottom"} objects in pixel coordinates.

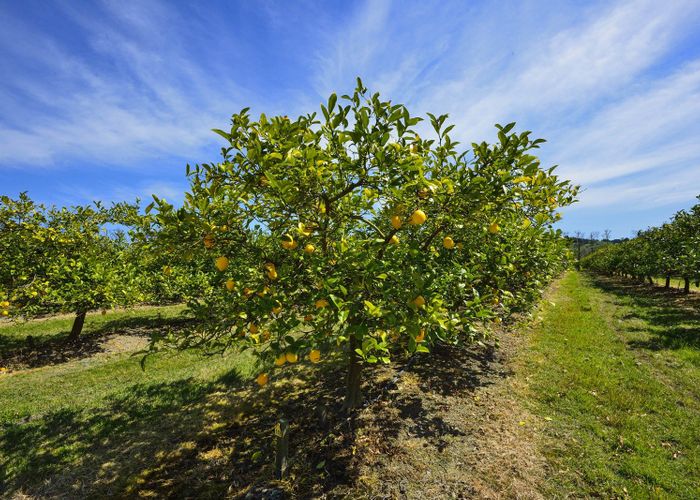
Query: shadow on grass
[
  {"left": 587, "top": 274, "right": 700, "bottom": 352},
  {"left": 0, "top": 341, "right": 502, "bottom": 498},
  {"left": 0, "top": 313, "right": 195, "bottom": 370},
  {"left": 366, "top": 345, "right": 491, "bottom": 452}
]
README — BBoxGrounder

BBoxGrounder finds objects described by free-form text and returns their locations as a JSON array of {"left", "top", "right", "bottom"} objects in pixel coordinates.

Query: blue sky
[{"left": 2, "top": 0, "right": 700, "bottom": 238}]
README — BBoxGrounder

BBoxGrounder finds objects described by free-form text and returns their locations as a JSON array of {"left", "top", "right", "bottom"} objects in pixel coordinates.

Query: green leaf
[{"left": 211, "top": 129, "right": 231, "bottom": 141}]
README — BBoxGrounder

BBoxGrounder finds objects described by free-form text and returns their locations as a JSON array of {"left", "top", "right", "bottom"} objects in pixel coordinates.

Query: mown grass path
[{"left": 519, "top": 271, "right": 700, "bottom": 498}]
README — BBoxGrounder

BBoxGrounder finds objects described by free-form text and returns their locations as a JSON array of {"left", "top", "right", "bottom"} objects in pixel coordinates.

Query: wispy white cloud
[
  {"left": 418, "top": 0, "right": 700, "bottom": 139},
  {"left": 0, "top": 0, "right": 251, "bottom": 169},
  {"left": 552, "top": 60, "right": 700, "bottom": 186},
  {"left": 51, "top": 178, "right": 187, "bottom": 207},
  {"left": 573, "top": 164, "right": 700, "bottom": 210},
  {"left": 312, "top": 0, "right": 394, "bottom": 97}
]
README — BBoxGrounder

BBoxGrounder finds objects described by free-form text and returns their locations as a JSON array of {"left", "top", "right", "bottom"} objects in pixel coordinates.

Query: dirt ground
[
  {"left": 239, "top": 323, "right": 549, "bottom": 499},
  {"left": 316, "top": 332, "right": 548, "bottom": 499}
]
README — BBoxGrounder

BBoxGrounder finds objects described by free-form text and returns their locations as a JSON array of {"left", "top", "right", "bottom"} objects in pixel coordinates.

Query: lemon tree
[
  {"left": 149, "top": 79, "right": 577, "bottom": 409},
  {"left": 0, "top": 193, "right": 141, "bottom": 340}
]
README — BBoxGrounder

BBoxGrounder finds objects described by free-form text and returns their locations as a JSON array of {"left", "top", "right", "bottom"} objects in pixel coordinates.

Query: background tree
[
  {"left": 582, "top": 196, "right": 700, "bottom": 293},
  {"left": 0, "top": 194, "right": 142, "bottom": 340}
]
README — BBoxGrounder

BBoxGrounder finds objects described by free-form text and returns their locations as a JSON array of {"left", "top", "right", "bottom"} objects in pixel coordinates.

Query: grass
[
  {"left": 0, "top": 302, "right": 536, "bottom": 498},
  {"left": 2, "top": 273, "right": 700, "bottom": 497},
  {"left": 0, "top": 305, "right": 259, "bottom": 424},
  {"left": 0, "top": 306, "right": 259, "bottom": 496},
  {"left": 519, "top": 271, "right": 700, "bottom": 498}
]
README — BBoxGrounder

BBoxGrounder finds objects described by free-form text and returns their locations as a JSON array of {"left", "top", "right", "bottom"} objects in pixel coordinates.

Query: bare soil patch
[
  {"left": 330, "top": 332, "right": 547, "bottom": 499},
  {"left": 0, "top": 315, "right": 192, "bottom": 371}
]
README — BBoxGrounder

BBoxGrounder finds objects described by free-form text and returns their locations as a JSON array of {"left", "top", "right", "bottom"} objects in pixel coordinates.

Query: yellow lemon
[
  {"left": 409, "top": 209, "right": 427, "bottom": 225},
  {"left": 267, "top": 269, "right": 278, "bottom": 280},
  {"left": 309, "top": 350, "right": 321, "bottom": 363},
  {"left": 225, "top": 279, "right": 235, "bottom": 291},
  {"left": 281, "top": 234, "right": 297, "bottom": 250},
  {"left": 315, "top": 299, "right": 329, "bottom": 309},
  {"left": 215, "top": 256, "right": 229, "bottom": 271},
  {"left": 443, "top": 236, "right": 455, "bottom": 249},
  {"left": 298, "top": 222, "right": 313, "bottom": 236},
  {"left": 304, "top": 244, "right": 315, "bottom": 254},
  {"left": 416, "top": 329, "right": 425, "bottom": 343},
  {"left": 256, "top": 373, "right": 269, "bottom": 386},
  {"left": 389, "top": 235, "right": 399, "bottom": 245},
  {"left": 285, "top": 352, "right": 298, "bottom": 364},
  {"left": 0, "top": 301, "right": 8, "bottom": 308},
  {"left": 1, "top": 310, "right": 8, "bottom": 317},
  {"left": 203, "top": 234, "right": 215, "bottom": 249},
  {"left": 274, "top": 354, "right": 286, "bottom": 366},
  {"left": 391, "top": 215, "right": 402, "bottom": 229},
  {"left": 272, "top": 305, "right": 282, "bottom": 314},
  {"left": 412, "top": 295, "right": 426, "bottom": 308},
  {"left": 488, "top": 222, "right": 500, "bottom": 234}
]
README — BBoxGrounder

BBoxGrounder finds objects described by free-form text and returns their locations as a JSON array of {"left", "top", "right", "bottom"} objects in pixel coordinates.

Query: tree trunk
[
  {"left": 665, "top": 276, "right": 671, "bottom": 288},
  {"left": 343, "top": 334, "right": 363, "bottom": 411},
  {"left": 647, "top": 276, "right": 653, "bottom": 285},
  {"left": 68, "top": 310, "right": 87, "bottom": 342},
  {"left": 684, "top": 278, "right": 690, "bottom": 294}
]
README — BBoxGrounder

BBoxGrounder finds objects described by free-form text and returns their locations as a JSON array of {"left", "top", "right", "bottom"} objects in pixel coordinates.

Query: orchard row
[
  {"left": 0, "top": 194, "right": 209, "bottom": 339},
  {"left": 581, "top": 197, "right": 700, "bottom": 293}
]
